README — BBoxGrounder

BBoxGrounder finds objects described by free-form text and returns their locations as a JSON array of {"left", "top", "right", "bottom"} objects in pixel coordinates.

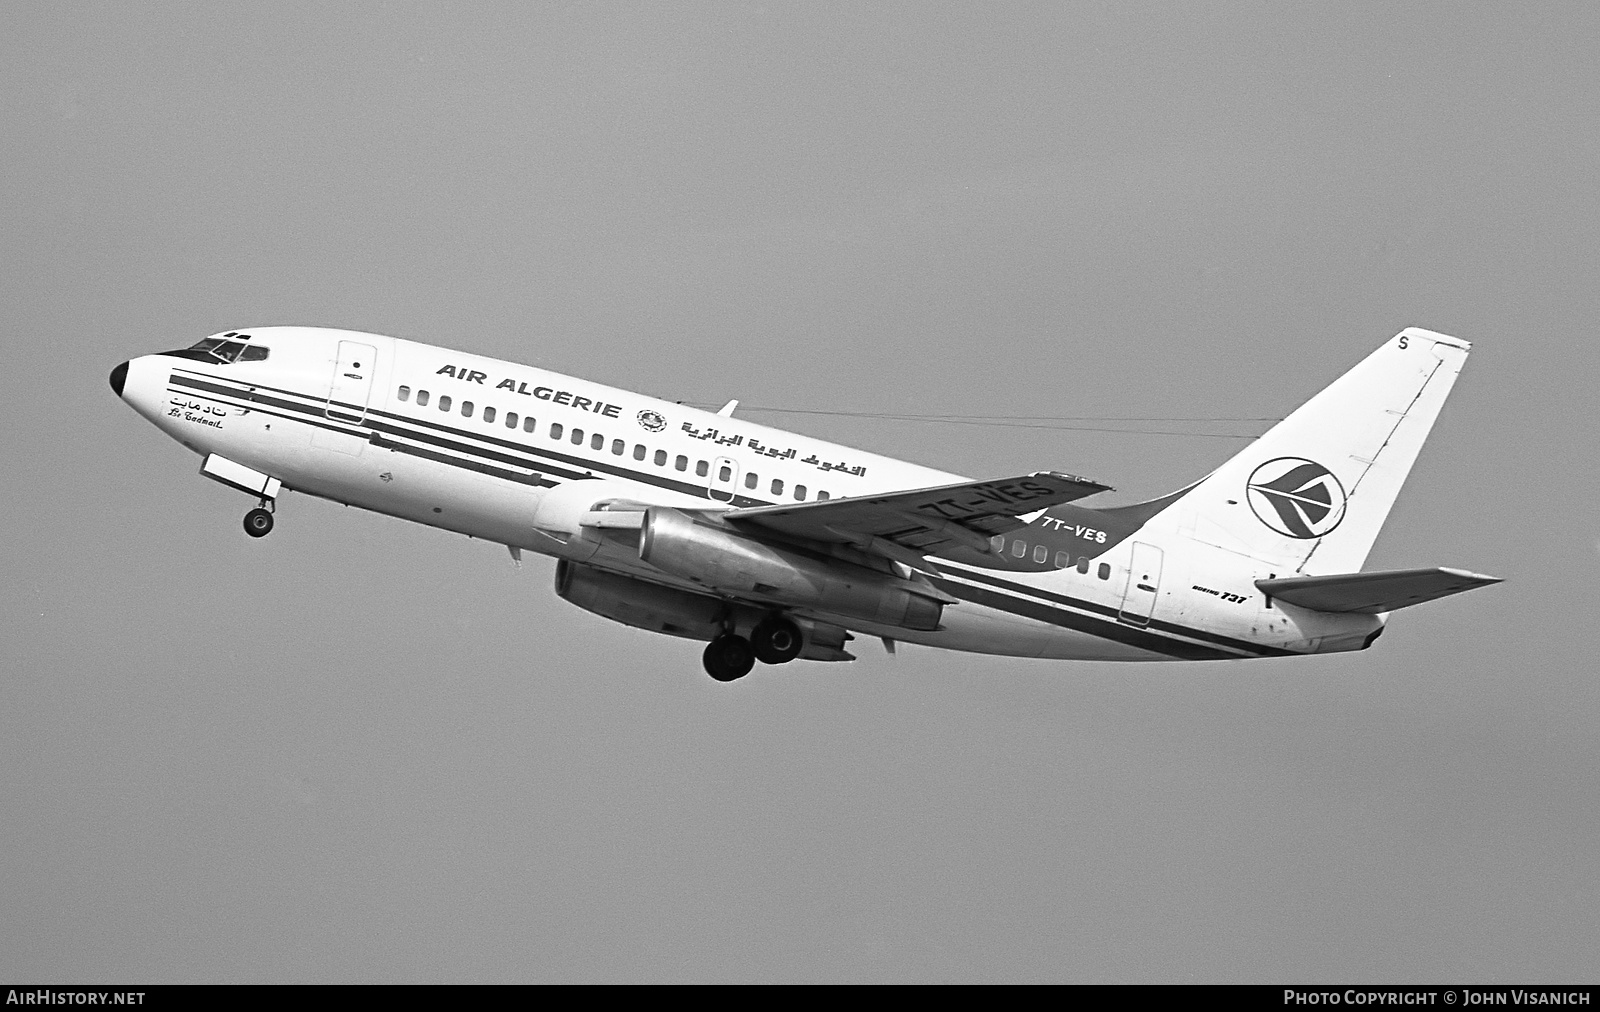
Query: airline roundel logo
[
  {"left": 1246, "top": 457, "right": 1348, "bottom": 539},
  {"left": 637, "top": 409, "right": 666, "bottom": 433}
]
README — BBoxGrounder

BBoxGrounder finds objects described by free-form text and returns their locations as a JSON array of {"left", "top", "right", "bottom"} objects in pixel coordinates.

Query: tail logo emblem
[{"left": 1246, "top": 457, "right": 1348, "bottom": 539}]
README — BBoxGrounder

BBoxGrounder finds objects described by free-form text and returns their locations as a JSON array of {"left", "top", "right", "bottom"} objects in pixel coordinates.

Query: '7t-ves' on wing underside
[{"left": 722, "top": 471, "right": 1111, "bottom": 558}]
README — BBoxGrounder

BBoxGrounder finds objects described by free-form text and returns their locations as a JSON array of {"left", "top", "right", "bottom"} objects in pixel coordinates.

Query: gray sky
[{"left": 3, "top": 2, "right": 1597, "bottom": 983}]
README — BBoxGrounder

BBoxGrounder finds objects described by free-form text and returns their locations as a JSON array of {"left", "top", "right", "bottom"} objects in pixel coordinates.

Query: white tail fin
[{"left": 1162, "top": 327, "right": 1471, "bottom": 575}]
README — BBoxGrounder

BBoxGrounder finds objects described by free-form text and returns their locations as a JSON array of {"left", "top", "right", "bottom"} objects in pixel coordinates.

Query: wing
[
  {"left": 1255, "top": 567, "right": 1503, "bottom": 614},
  {"left": 721, "top": 470, "right": 1111, "bottom": 558}
]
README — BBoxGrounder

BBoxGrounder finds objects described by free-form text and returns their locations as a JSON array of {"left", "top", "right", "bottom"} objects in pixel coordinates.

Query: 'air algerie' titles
[{"left": 435, "top": 364, "right": 622, "bottom": 418}]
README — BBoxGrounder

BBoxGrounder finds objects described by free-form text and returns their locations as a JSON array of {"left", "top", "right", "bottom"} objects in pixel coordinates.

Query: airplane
[{"left": 108, "top": 325, "right": 1501, "bottom": 681}]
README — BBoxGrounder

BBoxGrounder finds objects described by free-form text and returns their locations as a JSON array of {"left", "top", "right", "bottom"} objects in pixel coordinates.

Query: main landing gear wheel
[
  {"left": 703, "top": 634, "right": 756, "bottom": 682},
  {"left": 243, "top": 507, "right": 275, "bottom": 538},
  {"left": 751, "top": 617, "right": 803, "bottom": 665}
]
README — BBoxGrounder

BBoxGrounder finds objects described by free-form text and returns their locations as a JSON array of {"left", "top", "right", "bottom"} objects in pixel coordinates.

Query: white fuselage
[{"left": 116, "top": 327, "right": 1381, "bottom": 663}]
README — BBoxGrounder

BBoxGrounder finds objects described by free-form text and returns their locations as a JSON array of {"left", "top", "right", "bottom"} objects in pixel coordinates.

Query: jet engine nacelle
[
  {"left": 555, "top": 559, "right": 734, "bottom": 640},
  {"left": 554, "top": 561, "right": 858, "bottom": 661},
  {"left": 638, "top": 507, "right": 944, "bottom": 631}
]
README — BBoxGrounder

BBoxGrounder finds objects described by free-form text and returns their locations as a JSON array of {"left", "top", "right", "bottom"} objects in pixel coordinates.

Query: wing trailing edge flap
[
  {"left": 723, "top": 470, "right": 1111, "bottom": 559},
  {"left": 1255, "top": 567, "right": 1503, "bottom": 614}
]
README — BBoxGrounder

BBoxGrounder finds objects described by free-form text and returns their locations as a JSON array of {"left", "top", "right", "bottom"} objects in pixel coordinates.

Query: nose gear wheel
[{"left": 243, "top": 507, "right": 274, "bottom": 538}]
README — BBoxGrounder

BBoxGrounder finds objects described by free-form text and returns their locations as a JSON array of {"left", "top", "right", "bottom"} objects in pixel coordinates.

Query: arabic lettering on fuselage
[
  {"left": 169, "top": 398, "right": 228, "bottom": 416},
  {"left": 168, "top": 397, "right": 226, "bottom": 428},
  {"left": 681, "top": 423, "right": 867, "bottom": 477}
]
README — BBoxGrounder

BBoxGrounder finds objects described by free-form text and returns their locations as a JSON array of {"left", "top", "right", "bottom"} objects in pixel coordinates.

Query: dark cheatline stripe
[
  {"left": 167, "top": 368, "right": 767, "bottom": 507},
  {"left": 931, "top": 562, "right": 1297, "bottom": 658},
  {"left": 931, "top": 561, "right": 1122, "bottom": 620},
  {"left": 365, "top": 418, "right": 590, "bottom": 483},
  {"left": 932, "top": 578, "right": 1241, "bottom": 660},
  {"left": 167, "top": 375, "right": 362, "bottom": 437},
  {"left": 204, "top": 368, "right": 770, "bottom": 507},
  {"left": 367, "top": 434, "right": 555, "bottom": 488},
  {"left": 359, "top": 401, "right": 768, "bottom": 507},
  {"left": 170, "top": 372, "right": 352, "bottom": 425}
]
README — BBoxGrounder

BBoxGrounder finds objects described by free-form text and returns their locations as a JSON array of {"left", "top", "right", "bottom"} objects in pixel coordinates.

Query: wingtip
[
  {"left": 1438, "top": 566, "right": 1504, "bottom": 585},
  {"left": 1039, "top": 470, "right": 1114, "bottom": 493}
]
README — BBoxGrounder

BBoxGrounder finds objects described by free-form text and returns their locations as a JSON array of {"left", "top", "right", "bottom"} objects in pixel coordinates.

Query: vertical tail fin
[{"left": 1163, "top": 327, "right": 1472, "bottom": 574}]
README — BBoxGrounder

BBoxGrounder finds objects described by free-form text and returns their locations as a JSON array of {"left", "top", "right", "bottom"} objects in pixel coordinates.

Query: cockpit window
[{"left": 160, "top": 336, "right": 270, "bottom": 364}]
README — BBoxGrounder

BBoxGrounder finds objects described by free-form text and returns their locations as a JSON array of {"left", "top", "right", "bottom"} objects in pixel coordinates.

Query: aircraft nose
[{"left": 109, "top": 360, "right": 129, "bottom": 398}]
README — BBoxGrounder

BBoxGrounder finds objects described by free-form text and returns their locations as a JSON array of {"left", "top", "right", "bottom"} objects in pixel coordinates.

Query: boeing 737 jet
[{"left": 109, "top": 325, "right": 1500, "bottom": 680}]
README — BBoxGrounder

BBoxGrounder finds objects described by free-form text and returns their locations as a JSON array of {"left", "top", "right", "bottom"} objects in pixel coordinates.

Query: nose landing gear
[
  {"left": 198, "top": 455, "right": 282, "bottom": 539},
  {"left": 243, "top": 501, "right": 275, "bottom": 538}
]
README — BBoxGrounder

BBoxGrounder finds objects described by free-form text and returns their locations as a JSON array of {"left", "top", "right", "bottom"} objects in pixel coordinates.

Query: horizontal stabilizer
[
  {"left": 1255, "top": 567, "right": 1502, "bottom": 614},
  {"left": 724, "top": 470, "right": 1110, "bottom": 557}
]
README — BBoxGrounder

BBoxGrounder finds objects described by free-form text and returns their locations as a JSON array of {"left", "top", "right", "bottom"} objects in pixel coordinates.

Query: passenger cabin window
[
  {"left": 592, "top": 433, "right": 604, "bottom": 451},
  {"left": 1098, "top": 563, "right": 1111, "bottom": 580},
  {"left": 744, "top": 472, "right": 758, "bottom": 489},
  {"left": 718, "top": 464, "right": 732, "bottom": 482},
  {"left": 1034, "top": 545, "right": 1048, "bottom": 564},
  {"left": 794, "top": 484, "right": 807, "bottom": 500},
  {"left": 505, "top": 411, "right": 518, "bottom": 428},
  {"left": 550, "top": 423, "right": 563, "bottom": 440},
  {"left": 1012, "top": 541, "right": 1027, "bottom": 558},
  {"left": 817, "top": 491, "right": 830, "bottom": 501},
  {"left": 655, "top": 450, "right": 667, "bottom": 466},
  {"left": 633, "top": 444, "right": 646, "bottom": 461},
  {"left": 483, "top": 406, "right": 496, "bottom": 424},
  {"left": 523, "top": 416, "right": 536, "bottom": 433},
  {"left": 571, "top": 428, "right": 584, "bottom": 445},
  {"left": 771, "top": 479, "right": 784, "bottom": 496},
  {"left": 674, "top": 455, "right": 688, "bottom": 472},
  {"left": 1077, "top": 557, "right": 1090, "bottom": 574},
  {"left": 612, "top": 439, "right": 625, "bottom": 455},
  {"left": 695, "top": 460, "right": 708, "bottom": 477},
  {"left": 416, "top": 390, "right": 430, "bottom": 406},
  {"left": 461, "top": 401, "right": 474, "bottom": 417},
  {"left": 1055, "top": 551, "right": 1070, "bottom": 569},
  {"left": 990, "top": 535, "right": 1005, "bottom": 554},
  {"left": 397, "top": 386, "right": 411, "bottom": 402},
  {"left": 438, "top": 395, "right": 452, "bottom": 412}
]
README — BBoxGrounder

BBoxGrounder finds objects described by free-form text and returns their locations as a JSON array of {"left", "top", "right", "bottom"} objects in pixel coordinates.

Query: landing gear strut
[
  {"left": 703, "top": 634, "right": 756, "bottom": 682},
  {"left": 751, "top": 616, "right": 803, "bottom": 665},
  {"left": 243, "top": 503, "right": 275, "bottom": 538}
]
